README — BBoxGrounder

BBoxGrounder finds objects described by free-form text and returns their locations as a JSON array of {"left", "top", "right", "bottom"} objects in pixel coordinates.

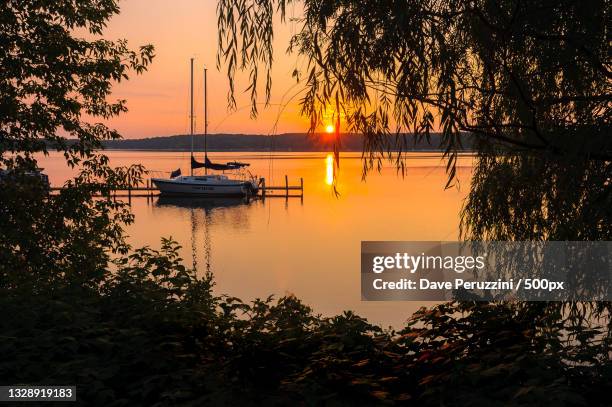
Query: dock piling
[
  {"left": 262, "top": 178, "right": 266, "bottom": 199},
  {"left": 285, "top": 175, "right": 289, "bottom": 197}
]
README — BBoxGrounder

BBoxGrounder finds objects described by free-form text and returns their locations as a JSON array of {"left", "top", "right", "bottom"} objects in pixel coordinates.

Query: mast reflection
[{"left": 154, "top": 196, "right": 254, "bottom": 274}]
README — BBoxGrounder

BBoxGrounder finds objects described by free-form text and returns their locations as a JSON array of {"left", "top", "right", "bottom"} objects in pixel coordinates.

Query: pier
[{"left": 49, "top": 176, "right": 304, "bottom": 199}]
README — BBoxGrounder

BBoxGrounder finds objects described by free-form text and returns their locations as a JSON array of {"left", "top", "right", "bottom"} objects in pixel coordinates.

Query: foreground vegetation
[
  {"left": 1, "top": 1, "right": 610, "bottom": 405},
  {"left": 2, "top": 239, "right": 610, "bottom": 406}
]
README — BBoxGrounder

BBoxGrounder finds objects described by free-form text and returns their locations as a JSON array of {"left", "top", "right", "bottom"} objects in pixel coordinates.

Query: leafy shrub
[{"left": 1, "top": 240, "right": 610, "bottom": 406}]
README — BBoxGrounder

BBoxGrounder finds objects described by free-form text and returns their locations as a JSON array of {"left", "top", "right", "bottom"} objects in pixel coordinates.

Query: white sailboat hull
[{"left": 152, "top": 176, "right": 257, "bottom": 197}]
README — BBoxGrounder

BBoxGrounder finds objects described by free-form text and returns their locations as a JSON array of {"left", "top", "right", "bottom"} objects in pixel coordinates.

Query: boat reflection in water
[
  {"left": 154, "top": 196, "right": 256, "bottom": 274},
  {"left": 155, "top": 196, "right": 253, "bottom": 210}
]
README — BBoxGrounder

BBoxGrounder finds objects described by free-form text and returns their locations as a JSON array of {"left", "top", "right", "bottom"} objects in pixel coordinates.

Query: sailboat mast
[
  {"left": 190, "top": 58, "right": 194, "bottom": 176},
  {"left": 204, "top": 67, "right": 208, "bottom": 175}
]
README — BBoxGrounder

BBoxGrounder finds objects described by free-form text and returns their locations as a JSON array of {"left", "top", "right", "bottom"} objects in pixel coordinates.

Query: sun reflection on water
[{"left": 325, "top": 154, "right": 334, "bottom": 185}]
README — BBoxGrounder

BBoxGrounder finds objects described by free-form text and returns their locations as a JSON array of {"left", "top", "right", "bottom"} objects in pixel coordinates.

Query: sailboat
[{"left": 152, "top": 59, "right": 262, "bottom": 196}]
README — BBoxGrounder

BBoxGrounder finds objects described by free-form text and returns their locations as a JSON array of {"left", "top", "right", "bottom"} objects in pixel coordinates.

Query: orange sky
[{"left": 101, "top": 0, "right": 308, "bottom": 138}]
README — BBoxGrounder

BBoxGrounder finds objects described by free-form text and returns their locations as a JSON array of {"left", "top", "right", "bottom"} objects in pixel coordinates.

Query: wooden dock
[
  {"left": 259, "top": 175, "right": 304, "bottom": 198},
  {"left": 50, "top": 176, "right": 304, "bottom": 199}
]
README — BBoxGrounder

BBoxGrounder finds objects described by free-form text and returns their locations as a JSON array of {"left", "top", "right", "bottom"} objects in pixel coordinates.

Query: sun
[{"left": 325, "top": 124, "right": 335, "bottom": 134}]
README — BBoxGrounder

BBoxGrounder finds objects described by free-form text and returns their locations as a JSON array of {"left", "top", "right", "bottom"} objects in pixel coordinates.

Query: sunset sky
[{"left": 101, "top": 0, "right": 308, "bottom": 138}]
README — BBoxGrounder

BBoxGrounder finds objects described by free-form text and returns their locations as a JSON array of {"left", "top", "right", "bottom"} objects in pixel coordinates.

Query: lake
[{"left": 39, "top": 151, "right": 474, "bottom": 328}]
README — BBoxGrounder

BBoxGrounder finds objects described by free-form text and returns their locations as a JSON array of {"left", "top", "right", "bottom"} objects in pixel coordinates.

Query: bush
[{"left": 1, "top": 239, "right": 610, "bottom": 406}]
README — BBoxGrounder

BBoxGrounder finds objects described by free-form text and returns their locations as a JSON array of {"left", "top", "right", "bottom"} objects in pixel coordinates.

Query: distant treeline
[{"left": 102, "top": 133, "right": 475, "bottom": 152}]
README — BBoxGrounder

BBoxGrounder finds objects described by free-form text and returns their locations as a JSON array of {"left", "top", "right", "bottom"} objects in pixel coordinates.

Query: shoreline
[{"left": 100, "top": 148, "right": 474, "bottom": 153}]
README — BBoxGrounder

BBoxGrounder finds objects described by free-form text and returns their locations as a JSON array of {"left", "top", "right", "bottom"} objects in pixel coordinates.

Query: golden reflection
[{"left": 325, "top": 154, "right": 334, "bottom": 185}]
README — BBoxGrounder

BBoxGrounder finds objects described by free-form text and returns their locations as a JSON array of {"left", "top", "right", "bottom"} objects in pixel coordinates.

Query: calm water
[{"left": 39, "top": 151, "right": 474, "bottom": 328}]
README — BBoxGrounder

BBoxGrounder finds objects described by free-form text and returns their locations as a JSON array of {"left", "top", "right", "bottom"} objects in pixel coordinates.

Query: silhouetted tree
[
  {"left": 0, "top": 0, "right": 153, "bottom": 287},
  {"left": 217, "top": 0, "right": 610, "bottom": 183},
  {"left": 216, "top": 0, "right": 612, "bottom": 381}
]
